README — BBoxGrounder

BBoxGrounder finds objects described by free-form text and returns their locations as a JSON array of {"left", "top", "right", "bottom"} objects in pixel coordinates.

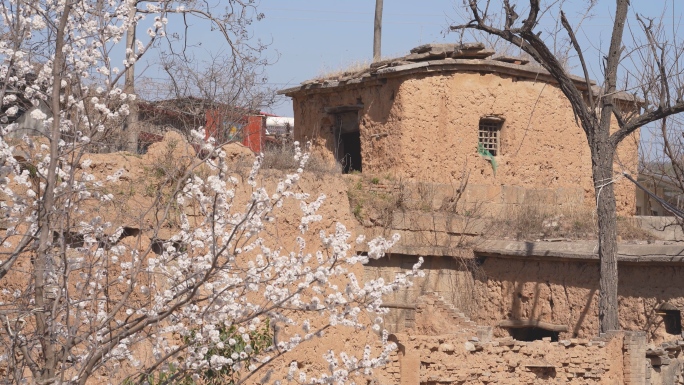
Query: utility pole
[
  {"left": 124, "top": 4, "right": 139, "bottom": 153},
  {"left": 373, "top": 0, "right": 383, "bottom": 62}
]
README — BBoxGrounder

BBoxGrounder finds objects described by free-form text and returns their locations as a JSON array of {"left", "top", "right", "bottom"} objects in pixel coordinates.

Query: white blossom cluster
[
  {"left": 137, "top": 140, "right": 425, "bottom": 383},
  {"left": 3, "top": 134, "right": 424, "bottom": 383},
  {"left": 0, "top": 1, "right": 424, "bottom": 384}
]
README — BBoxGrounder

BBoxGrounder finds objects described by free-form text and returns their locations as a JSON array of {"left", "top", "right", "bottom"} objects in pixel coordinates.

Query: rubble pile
[
  {"left": 380, "top": 292, "right": 670, "bottom": 384},
  {"left": 646, "top": 340, "right": 684, "bottom": 384}
]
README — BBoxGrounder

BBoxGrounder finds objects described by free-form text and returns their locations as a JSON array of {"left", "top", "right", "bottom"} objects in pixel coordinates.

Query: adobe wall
[
  {"left": 361, "top": 240, "right": 684, "bottom": 347},
  {"left": 0, "top": 135, "right": 394, "bottom": 384},
  {"left": 291, "top": 71, "right": 638, "bottom": 216},
  {"left": 378, "top": 293, "right": 651, "bottom": 385},
  {"left": 363, "top": 253, "right": 477, "bottom": 333},
  {"left": 475, "top": 253, "right": 684, "bottom": 345}
]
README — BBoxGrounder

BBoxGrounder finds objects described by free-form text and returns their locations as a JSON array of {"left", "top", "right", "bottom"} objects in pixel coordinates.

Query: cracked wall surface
[
  {"left": 290, "top": 69, "right": 638, "bottom": 216},
  {"left": 476, "top": 256, "right": 684, "bottom": 345},
  {"left": 377, "top": 293, "right": 649, "bottom": 385}
]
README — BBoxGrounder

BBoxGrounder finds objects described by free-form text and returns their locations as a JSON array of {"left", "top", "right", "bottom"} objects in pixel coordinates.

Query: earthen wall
[
  {"left": 476, "top": 256, "right": 684, "bottom": 345},
  {"left": 363, "top": 249, "right": 684, "bottom": 347},
  {"left": 292, "top": 71, "right": 639, "bottom": 216},
  {"left": 378, "top": 294, "right": 648, "bottom": 385}
]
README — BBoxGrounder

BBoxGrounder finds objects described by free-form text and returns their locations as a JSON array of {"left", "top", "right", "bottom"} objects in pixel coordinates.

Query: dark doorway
[
  {"left": 333, "top": 110, "right": 362, "bottom": 173},
  {"left": 340, "top": 131, "right": 362, "bottom": 173},
  {"left": 507, "top": 327, "right": 559, "bottom": 342}
]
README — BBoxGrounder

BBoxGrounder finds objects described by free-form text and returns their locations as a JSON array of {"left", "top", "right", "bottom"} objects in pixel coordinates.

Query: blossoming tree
[{"left": 0, "top": 1, "right": 422, "bottom": 384}]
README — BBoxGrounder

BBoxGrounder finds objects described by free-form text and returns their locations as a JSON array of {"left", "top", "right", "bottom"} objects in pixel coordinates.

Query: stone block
[
  {"left": 501, "top": 185, "right": 526, "bottom": 205},
  {"left": 477, "top": 326, "right": 493, "bottom": 343},
  {"left": 485, "top": 185, "right": 501, "bottom": 202},
  {"left": 555, "top": 187, "right": 584, "bottom": 205},
  {"left": 523, "top": 189, "right": 556, "bottom": 205},
  {"left": 465, "top": 184, "right": 500, "bottom": 204},
  {"left": 398, "top": 352, "right": 421, "bottom": 385}
]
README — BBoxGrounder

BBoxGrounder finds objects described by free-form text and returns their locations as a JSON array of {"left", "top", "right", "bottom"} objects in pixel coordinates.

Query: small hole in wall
[
  {"left": 659, "top": 309, "right": 682, "bottom": 335},
  {"left": 507, "top": 327, "right": 559, "bottom": 342},
  {"left": 528, "top": 366, "right": 557, "bottom": 379}
]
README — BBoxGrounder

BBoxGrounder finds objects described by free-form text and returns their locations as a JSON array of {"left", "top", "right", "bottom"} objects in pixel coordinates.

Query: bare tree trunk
[
  {"left": 594, "top": 0, "right": 629, "bottom": 333},
  {"left": 125, "top": 5, "right": 139, "bottom": 153},
  {"left": 373, "top": 0, "right": 383, "bottom": 62},
  {"left": 35, "top": 5, "right": 73, "bottom": 381},
  {"left": 449, "top": 0, "right": 648, "bottom": 335},
  {"left": 592, "top": 139, "right": 619, "bottom": 333}
]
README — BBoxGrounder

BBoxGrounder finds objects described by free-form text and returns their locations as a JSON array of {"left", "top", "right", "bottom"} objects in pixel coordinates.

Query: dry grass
[
  {"left": 346, "top": 175, "right": 402, "bottom": 227},
  {"left": 617, "top": 217, "right": 660, "bottom": 241},
  {"left": 260, "top": 141, "right": 341, "bottom": 175},
  {"left": 494, "top": 204, "right": 596, "bottom": 241},
  {"left": 314, "top": 60, "right": 372, "bottom": 81},
  {"left": 493, "top": 204, "right": 659, "bottom": 241},
  {"left": 345, "top": 176, "right": 485, "bottom": 232},
  {"left": 314, "top": 52, "right": 406, "bottom": 80}
]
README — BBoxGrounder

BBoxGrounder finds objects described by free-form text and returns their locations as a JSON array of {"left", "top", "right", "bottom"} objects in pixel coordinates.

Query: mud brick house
[
  {"left": 280, "top": 42, "right": 641, "bottom": 216},
  {"left": 280, "top": 43, "right": 684, "bottom": 384}
]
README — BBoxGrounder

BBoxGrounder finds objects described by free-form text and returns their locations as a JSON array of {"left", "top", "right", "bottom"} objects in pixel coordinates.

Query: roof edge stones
[{"left": 278, "top": 42, "right": 638, "bottom": 103}]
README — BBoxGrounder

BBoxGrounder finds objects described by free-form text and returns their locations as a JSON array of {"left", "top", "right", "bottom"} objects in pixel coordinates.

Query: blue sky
[
  {"left": 136, "top": 0, "right": 683, "bottom": 123},
  {"left": 254, "top": 1, "right": 682, "bottom": 117},
  {"left": 255, "top": 0, "right": 457, "bottom": 101}
]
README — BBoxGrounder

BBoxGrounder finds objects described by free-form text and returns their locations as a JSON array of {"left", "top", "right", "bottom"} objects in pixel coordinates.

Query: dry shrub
[
  {"left": 495, "top": 204, "right": 660, "bottom": 241},
  {"left": 495, "top": 204, "right": 597, "bottom": 240},
  {"left": 346, "top": 175, "right": 402, "bottom": 227},
  {"left": 346, "top": 176, "right": 489, "bottom": 231},
  {"left": 415, "top": 182, "right": 436, "bottom": 211},
  {"left": 260, "top": 141, "right": 341, "bottom": 175},
  {"left": 617, "top": 217, "right": 660, "bottom": 241}
]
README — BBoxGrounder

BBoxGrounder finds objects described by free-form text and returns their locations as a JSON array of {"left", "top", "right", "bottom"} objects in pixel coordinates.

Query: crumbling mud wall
[
  {"left": 377, "top": 293, "right": 684, "bottom": 385},
  {"left": 473, "top": 244, "right": 684, "bottom": 345},
  {"left": 378, "top": 294, "right": 629, "bottom": 385},
  {"left": 288, "top": 59, "right": 638, "bottom": 216},
  {"left": 0, "top": 133, "right": 401, "bottom": 384},
  {"left": 363, "top": 253, "right": 477, "bottom": 333},
  {"left": 385, "top": 332, "right": 628, "bottom": 385}
]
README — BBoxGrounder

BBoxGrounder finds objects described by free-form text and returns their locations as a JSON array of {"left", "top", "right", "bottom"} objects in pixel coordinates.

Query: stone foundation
[{"left": 377, "top": 293, "right": 684, "bottom": 385}]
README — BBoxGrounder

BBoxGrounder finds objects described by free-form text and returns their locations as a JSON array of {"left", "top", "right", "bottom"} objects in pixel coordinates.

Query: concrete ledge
[
  {"left": 630, "top": 216, "right": 684, "bottom": 241},
  {"left": 475, "top": 240, "right": 684, "bottom": 264},
  {"left": 498, "top": 319, "right": 568, "bottom": 332}
]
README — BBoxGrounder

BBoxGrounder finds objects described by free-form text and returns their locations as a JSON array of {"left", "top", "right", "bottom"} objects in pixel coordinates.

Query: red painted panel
[
  {"left": 205, "top": 110, "right": 220, "bottom": 141},
  {"left": 242, "top": 115, "right": 265, "bottom": 153}
]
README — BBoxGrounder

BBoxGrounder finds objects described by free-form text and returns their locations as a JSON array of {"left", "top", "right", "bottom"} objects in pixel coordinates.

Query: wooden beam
[
  {"left": 381, "top": 303, "right": 417, "bottom": 310},
  {"left": 324, "top": 104, "right": 364, "bottom": 114},
  {"left": 498, "top": 319, "right": 568, "bottom": 332}
]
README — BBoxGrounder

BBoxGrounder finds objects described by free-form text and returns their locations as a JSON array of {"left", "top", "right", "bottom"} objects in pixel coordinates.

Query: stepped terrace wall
[
  {"left": 473, "top": 240, "right": 684, "bottom": 345},
  {"left": 377, "top": 293, "right": 654, "bottom": 385}
]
